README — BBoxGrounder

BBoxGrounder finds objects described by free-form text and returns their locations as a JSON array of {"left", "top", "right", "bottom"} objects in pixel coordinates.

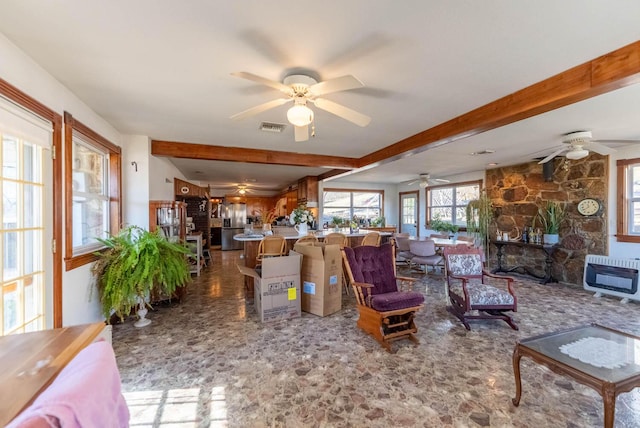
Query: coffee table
[{"left": 512, "top": 324, "right": 640, "bottom": 428}]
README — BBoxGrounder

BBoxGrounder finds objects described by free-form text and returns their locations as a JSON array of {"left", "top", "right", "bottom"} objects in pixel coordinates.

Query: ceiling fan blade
[
  {"left": 587, "top": 141, "right": 616, "bottom": 155},
  {"left": 313, "top": 98, "right": 371, "bottom": 127},
  {"left": 230, "top": 98, "right": 291, "bottom": 120},
  {"left": 294, "top": 125, "right": 309, "bottom": 142},
  {"left": 538, "top": 146, "right": 568, "bottom": 164},
  {"left": 432, "top": 178, "right": 450, "bottom": 183},
  {"left": 231, "top": 72, "right": 293, "bottom": 96},
  {"left": 407, "top": 180, "right": 418, "bottom": 186},
  {"left": 594, "top": 139, "right": 640, "bottom": 144},
  {"left": 309, "top": 75, "right": 364, "bottom": 96}
]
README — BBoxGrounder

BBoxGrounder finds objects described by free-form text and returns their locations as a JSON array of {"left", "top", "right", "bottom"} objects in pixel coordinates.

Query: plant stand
[{"left": 134, "top": 300, "right": 152, "bottom": 328}]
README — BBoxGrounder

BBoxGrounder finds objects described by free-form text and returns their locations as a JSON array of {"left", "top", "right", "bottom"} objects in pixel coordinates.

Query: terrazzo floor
[{"left": 112, "top": 249, "right": 640, "bottom": 428}]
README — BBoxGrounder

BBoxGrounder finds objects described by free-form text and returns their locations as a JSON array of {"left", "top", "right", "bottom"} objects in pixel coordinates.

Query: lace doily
[{"left": 559, "top": 337, "right": 629, "bottom": 369}]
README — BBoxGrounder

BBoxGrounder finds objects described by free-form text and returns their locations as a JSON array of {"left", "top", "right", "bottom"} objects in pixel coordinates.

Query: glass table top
[{"left": 519, "top": 324, "right": 640, "bottom": 383}]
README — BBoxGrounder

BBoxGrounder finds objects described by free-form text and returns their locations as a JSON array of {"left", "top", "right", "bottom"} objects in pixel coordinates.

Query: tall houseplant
[
  {"left": 466, "top": 191, "right": 493, "bottom": 259},
  {"left": 92, "top": 225, "right": 191, "bottom": 326},
  {"left": 533, "top": 200, "right": 566, "bottom": 244}
]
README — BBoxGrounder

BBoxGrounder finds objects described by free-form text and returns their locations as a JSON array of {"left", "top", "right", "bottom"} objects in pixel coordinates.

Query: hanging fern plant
[{"left": 91, "top": 225, "right": 191, "bottom": 322}]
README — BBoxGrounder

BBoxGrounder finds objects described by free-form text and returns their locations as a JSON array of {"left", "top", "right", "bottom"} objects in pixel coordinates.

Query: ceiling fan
[
  {"left": 230, "top": 71, "right": 371, "bottom": 142},
  {"left": 538, "top": 131, "right": 640, "bottom": 164},
  {"left": 407, "top": 173, "right": 450, "bottom": 188}
]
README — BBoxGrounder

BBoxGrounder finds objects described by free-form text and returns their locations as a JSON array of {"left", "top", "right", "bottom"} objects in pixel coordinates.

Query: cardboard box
[
  {"left": 237, "top": 252, "right": 302, "bottom": 323},
  {"left": 293, "top": 243, "right": 342, "bottom": 317}
]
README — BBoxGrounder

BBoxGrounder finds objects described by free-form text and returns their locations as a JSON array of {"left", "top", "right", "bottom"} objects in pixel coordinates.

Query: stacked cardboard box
[
  {"left": 238, "top": 252, "right": 302, "bottom": 322},
  {"left": 293, "top": 242, "right": 342, "bottom": 317}
]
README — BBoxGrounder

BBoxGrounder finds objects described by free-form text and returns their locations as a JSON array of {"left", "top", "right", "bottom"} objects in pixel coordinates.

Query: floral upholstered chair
[
  {"left": 342, "top": 243, "right": 425, "bottom": 352},
  {"left": 443, "top": 244, "right": 518, "bottom": 330}
]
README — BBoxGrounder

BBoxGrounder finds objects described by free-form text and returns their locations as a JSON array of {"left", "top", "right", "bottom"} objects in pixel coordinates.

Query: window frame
[
  {"left": 425, "top": 179, "right": 482, "bottom": 230},
  {"left": 616, "top": 158, "right": 640, "bottom": 243},
  {"left": 64, "top": 112, "right": 121, "bottom": 270},
  {"left": 322, "top": 188, "right": 384, "bottom": 225}
]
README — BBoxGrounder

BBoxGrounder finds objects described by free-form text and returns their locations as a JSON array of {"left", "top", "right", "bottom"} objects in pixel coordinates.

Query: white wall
[
  {"left": 0, "top": 33, "right": 125, "bottom": 326},
  {"left": 149, "top": 155, "right": 186, "bottom": 200},
  {"left": 122, "top": 135, "right": 151, "bottom": 229},
  {"left": 608, "top": 145, "right": 640, "bottom": 259}
]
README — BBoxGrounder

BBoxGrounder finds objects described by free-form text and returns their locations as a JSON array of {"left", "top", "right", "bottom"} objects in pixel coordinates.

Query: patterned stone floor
[{"left": 113, "top": 250, "right": 640, "bottom": 427}]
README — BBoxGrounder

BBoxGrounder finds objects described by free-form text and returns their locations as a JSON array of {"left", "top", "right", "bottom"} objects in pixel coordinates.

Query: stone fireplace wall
[{"left": 484, "top": 154, "right": 608, "bottom": 284}]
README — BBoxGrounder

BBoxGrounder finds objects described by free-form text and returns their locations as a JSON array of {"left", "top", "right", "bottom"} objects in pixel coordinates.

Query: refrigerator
[{"left": 221, "top": 202, "right": 246, "bottom": 250}]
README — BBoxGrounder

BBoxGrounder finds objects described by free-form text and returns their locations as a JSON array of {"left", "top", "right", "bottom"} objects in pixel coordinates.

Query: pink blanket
[{"left": 7, "top": 340, "right": 130, "bottom": 428}]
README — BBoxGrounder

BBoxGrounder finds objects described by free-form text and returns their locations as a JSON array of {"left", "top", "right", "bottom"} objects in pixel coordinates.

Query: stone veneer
[{"left": 485, "top": 154, "right": 608, "bottom": 284}]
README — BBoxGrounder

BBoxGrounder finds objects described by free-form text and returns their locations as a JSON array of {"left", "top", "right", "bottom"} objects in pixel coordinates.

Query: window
[
  {"left": 616, "top": 158, "right": 640, "bottom": 243},
  {"left": 426, "top": 180, "right": 481, "bottom": 228},
  {"left": 322, "top": 189, "right": 383, "bottom": 226},
  {"left": 64, "top": 112, "right": 121, "bottom": 270},
  {"left": 0, "top": 96, "right": 53, "bottom": 335}
]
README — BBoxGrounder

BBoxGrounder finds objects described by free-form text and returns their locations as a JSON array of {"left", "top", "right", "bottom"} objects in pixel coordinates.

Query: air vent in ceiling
[{"left": 259, "top": 122, "right": 287, "bottom": 133}]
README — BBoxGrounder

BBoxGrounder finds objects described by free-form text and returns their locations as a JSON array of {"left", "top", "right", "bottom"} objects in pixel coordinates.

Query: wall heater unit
[{"left": 584, "top": 255, "right": 640, "bottom": 303}]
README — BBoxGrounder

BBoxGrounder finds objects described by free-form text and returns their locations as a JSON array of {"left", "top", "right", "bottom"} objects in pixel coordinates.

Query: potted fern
[
  {"left": 91, "top": 225, "right": 191, "bottom": 327},
  {"left": 533, "top": 201, "right": 566, "bottom": 245}
]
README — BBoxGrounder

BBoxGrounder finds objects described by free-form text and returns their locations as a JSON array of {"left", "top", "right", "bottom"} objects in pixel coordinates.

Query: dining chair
[
  {"left": 294, "top": 234, "right": 319, "bottom": 245},
  {"left": 408, "top": 239, "right": 442, "bottom": 274},
  {"left": 360, "top": 231, "right": 381, "bottom": 246},
  {"left": 256, "top": 235, "right": 286, "bottom": 267}
]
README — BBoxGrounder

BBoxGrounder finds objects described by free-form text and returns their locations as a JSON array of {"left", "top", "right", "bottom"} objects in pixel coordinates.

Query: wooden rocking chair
[
  {"left": 443, "top": 244, "right": 518, "bottom": 330},
  {"left": 342, "top": 243, "right": 425, "bottom": 352}
]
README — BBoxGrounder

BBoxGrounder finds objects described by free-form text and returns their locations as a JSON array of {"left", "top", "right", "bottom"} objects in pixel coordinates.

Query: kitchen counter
[
  {"left": 234, "top": 230, "right": 393, "bottom": 299},
  {"left": 233, "top": 230, "right": 392, "bottom": 241}
]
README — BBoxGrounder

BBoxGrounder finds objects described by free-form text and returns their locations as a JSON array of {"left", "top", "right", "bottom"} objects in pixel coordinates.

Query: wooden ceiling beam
[
  {"left": 151, "top": 140, "right": 358, "bottom": 170},
  {"left": 357, "top": 40, "right": 640, "bottom": 169}
]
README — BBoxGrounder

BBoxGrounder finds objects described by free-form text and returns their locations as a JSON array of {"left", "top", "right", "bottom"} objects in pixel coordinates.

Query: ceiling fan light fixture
[
  {"left": 287, "top": 104, "right": 314, "bottom": 127},
  {"left": 419, "top": 180, "right": 428, "bottom": 188},
  {"left": 565, "top": 148, "right": 589, "bottom": 160}
]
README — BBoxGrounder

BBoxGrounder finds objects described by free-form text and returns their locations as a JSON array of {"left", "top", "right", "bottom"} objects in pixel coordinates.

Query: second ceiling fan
[
  {"left": 408, "top": 173, "right": 450, "bottom": 188},
  {"left": 230, "top": 71, "right": 371, "bottom": 142},
  {"left": 538, "top": 131, "right": 640, "bottom": 164}
]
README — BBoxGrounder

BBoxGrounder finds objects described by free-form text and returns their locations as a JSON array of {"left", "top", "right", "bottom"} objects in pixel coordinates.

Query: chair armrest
[
  {"left": 352, "top": 282, "right": 373, "bottom": 289},
  {"left": 481, "top": 270, "right": 516, "bottom": 296},
  {"left": 396, "top": 275, "right": 417, "bottom": 291}
]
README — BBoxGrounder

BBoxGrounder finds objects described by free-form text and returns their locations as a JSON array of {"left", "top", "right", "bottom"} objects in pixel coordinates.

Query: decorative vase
[
  {"left": 543, "top": 233, "right": 559, "bottom": 245},
  {"left": 294, "top": 222, "right": 308, "bottom": 235},
  {"left": 134, "top": 297, "right": 151, "bottom": 328}
]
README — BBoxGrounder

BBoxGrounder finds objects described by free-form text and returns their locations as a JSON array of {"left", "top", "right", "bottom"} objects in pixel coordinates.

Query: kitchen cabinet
[
  {"left": 297, "top": 176, "right": 318, "bottom": 204},
  {"left": 149, "top": 200, "right": 186, "bottom": 242},
  {"left": 286, "top": 190, "right": 298, "bottom": 215},
  {"left": 246, "top": 196, "right": 276, "bottom": 218}
]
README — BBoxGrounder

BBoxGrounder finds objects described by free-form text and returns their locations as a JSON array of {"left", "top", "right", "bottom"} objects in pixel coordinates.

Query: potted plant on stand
[
  {"left": 92, "top": 225, "right": 192, "bottom": 327},
  {"left": 533, "top": 200, "right": 566, "bottom": 245},
  {"left": 466, "top": 191, "right": 494, "bottom": 259}
]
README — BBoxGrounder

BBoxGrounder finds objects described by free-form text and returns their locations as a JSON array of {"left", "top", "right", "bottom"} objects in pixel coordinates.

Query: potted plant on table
[
  {"left": 91, "top": 225, "right": 192, "bottom": 327},
  {"left": 290, "top": 203, "right": 315, "bottom": 235},
  {"left": 533, "top": 200, "right": 566, "bottom": 245}
]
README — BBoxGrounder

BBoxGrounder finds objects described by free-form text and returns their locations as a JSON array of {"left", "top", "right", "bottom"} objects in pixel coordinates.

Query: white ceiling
[{"left": 0, "top": 1, "right": 639, "bottom": 193}]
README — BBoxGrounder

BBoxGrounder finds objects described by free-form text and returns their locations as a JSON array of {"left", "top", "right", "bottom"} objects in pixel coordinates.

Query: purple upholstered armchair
[
  {"left": 443, "top": 245, "right": 518, "bottom": 330},
  {"left": 342, "top": 243, "right": 425, "bottom": 351}
]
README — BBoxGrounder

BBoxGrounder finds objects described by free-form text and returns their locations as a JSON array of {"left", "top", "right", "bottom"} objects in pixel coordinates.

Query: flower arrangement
[{"left": 290, "top": 204, "right": 315, "bottom": 225}]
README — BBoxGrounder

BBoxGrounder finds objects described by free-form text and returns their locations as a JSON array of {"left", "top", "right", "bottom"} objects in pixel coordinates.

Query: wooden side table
[{"left": 513, "top": 324, "right": 640, "bottom": 428}]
